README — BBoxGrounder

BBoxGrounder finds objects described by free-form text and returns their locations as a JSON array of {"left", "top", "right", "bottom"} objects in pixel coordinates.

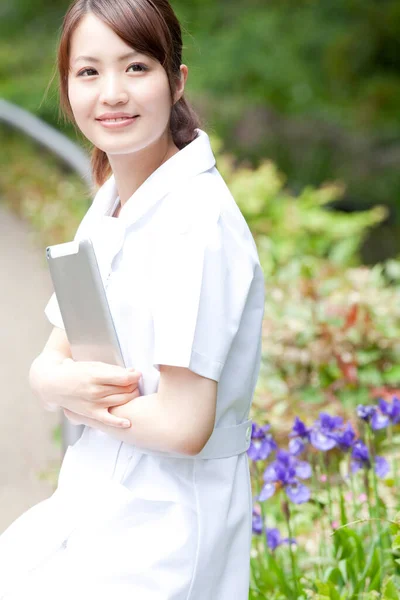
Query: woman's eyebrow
[{"left": 73, "top": 51, "right": 139, "bottom": 64}]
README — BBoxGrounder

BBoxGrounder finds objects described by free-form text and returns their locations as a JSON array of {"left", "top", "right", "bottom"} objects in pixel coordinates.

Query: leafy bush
[{"left": 215, "top": 139, "right": 400, "bottom": 428}]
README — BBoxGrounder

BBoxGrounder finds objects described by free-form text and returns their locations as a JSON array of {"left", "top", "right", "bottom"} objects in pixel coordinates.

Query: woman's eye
[
  {"left": 77, "top": 68, "right": 97, "bottom": 77},
  {"left": 127, "top": 63, "right": 147, "bottom": 73},
  {"left": 76, "top": 64, "right": 147, "bottom": 77}
]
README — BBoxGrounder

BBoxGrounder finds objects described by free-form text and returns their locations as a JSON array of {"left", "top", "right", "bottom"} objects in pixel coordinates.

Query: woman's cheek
[
  {"left": 138, "top": 74, "right": 171, "bottom": 112},
  {"left": 69, "top": 82, "right": 93, "bottom": 117}
]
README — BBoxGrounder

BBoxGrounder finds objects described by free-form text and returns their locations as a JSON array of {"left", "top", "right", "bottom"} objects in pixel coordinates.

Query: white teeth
[{"left": 102, "top": 117, "right": 131, "bottom": 122}]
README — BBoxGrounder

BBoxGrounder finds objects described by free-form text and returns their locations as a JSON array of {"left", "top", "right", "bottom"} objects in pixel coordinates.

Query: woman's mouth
[{"left": 97, "top": 116, "right": 139, "bottom": 129}]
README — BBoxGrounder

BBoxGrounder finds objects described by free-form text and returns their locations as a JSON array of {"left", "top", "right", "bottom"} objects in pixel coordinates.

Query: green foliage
[
  {"left": 174, "top": 0, "right": 400, "bottom": 131},
  {"left": 1, "top": 0, "right": 400, "bottom": 239},
  {"left": 212, "top": 136, "right": 400, "bottom": 422},
  {"left": 173, "top": 0, "right": 400, "bottom": 232},
  {"left": 0, "top": 125, "right": 88, "bottom": 245},
  {"left": 215, "top": 141, "right": 387, "bottom": 268}
]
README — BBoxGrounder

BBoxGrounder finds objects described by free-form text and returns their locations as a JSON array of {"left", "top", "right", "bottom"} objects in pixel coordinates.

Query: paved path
[{"left": 0, "top": 205, "right": 60, "bottom": 534}]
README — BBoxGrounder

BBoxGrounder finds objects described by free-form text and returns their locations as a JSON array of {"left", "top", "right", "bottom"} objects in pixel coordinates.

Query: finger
[
  {"left": 97, "top": 390, "right": 141, "bottom": 407},
  {"left": 93, "top": 408, "right": 131, "bottom": 428},
  {"left": 107, "top": 388, "right": 141, "bottom": 407},
  {"left": 64, "top": 404, "right": 131, "bottom": 429},
  {"left": 92, "top": 367, "right": 142, "bottom": 387},
  {"left": 98, "top": 377, "right": 141, "bottom": 394},
  {"left": 88, "top": 384, "right": 140, "bottom": 406}
]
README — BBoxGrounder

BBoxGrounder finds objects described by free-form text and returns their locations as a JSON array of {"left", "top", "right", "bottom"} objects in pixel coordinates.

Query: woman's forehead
[
  {"left": 69, "top": 13, "right": 158, "bottom": 65},
  {"left": 70, "top": 14, "right": 131, "bottom": 55}
]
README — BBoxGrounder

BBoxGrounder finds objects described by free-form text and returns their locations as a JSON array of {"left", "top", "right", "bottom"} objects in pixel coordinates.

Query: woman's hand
[{"left": 45, "top": 358, "right": 142, "bottom": 428}]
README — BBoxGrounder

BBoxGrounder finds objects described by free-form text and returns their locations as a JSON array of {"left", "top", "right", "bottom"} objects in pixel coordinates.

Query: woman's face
[{"left": 68, "top": 13, "right": 181, "bottom": 156}]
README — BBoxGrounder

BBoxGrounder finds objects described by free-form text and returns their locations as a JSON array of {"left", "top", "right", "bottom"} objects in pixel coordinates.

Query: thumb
[{"left": 127, "top": 367, "right": 142, "bottom": 378}]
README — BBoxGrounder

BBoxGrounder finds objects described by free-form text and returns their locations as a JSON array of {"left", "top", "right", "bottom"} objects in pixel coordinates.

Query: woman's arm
[
  {"left": 30, "top": 327, "right": 141, "bottom": 428},
  {"left": 29, "top": 327, "right": 72, "bottom": 411},
  {"left": 64, "top": 365, "right": 217, "bottom": 456}
]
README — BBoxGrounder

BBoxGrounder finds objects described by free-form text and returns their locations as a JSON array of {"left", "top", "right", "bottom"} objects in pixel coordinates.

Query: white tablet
[{"left": 46, "top": 238, "right": 125, "bottom": 367}]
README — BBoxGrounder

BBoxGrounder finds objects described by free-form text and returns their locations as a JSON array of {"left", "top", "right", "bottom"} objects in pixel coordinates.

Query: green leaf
[
  {"left": 383, "top": 365, "right": 400, "bottom": 385},
  {"left": 382, "top": 575, "right": 400, "bottom": 600},
  {"left": 363, "top": 546, "right": 382, "bottom": 592},
  {"left": 326, "top": 566, "right": 345, "bottom": 588},
  {"left": 333, "top": 528, "right": 356, "bottom": 561},
  {"left": 315, "top": 580, "right": 341, "bottom": 600},
  {"left": 392, "top": 533, "right": 400, "bottom": 552}
]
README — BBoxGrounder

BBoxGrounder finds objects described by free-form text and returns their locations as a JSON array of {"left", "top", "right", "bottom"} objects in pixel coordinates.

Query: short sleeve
[
  {"left": 150, "top": 216, "right": 255, "bottom": 382},
  {"left": 44, "top": 292, "right": 65, "bottom": 330}
]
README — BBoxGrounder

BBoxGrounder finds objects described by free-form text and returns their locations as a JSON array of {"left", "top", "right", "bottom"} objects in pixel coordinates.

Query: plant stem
[
  {"left": 348, "top": 468, "right": 359, "bottom": 524},
  {"left": 284, "top": 501, "right": 300, "bottom": 599},
  {"left": 388, "top": 422, "right": 400, "bottom": 510},
  {"left": 311, "top": 454, "right": 324, "bottom": 580},
  {"left": 365, "top": 425, "right": 384, "bottom": 590},
  {"left": 317, "top": 452, "right": 331, "bottom": 544},
  {"left": 324, "top": 452, "right": 335, "bottom": 528}
]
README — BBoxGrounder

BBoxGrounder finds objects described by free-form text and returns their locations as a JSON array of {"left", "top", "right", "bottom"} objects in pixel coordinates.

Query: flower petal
[
  {"left": 259, "top": 482, "right": 276, "bottom": 501},
  {"left": 375, "top": 456, "right": 390, "bottom": 479},
  {"left": 295, "top": 460, "right": 312, "bottom": 480},
  {"left": 285, "top": 482, "right": 310, "bottom": 504}
]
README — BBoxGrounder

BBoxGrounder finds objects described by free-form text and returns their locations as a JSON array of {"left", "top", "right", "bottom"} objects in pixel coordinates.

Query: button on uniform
[{"left": 245, "top": 425, "right": 252, "bottom": 444}]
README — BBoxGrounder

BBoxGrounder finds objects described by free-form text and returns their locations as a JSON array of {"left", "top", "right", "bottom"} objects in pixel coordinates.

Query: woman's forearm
[
  {"left": 73, "top": 393, "right": 198, "bottom": 456},
  {"left": 29, "top": 351, "right": 65, "bottom": 411},
  {"left": 71, "top": 367, "right": 216, "bottom": 456}
]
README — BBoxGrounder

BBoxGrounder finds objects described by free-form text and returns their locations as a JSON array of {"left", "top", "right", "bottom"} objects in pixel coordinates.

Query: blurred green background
[{"left": 1, "top": 0, "right": 400, "bottom": 261}]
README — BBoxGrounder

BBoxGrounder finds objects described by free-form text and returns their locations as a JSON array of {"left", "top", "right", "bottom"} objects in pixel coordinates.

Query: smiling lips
[
  {"left": 96, "top": 114, "right": 139, "bottom": 129},
  {"left": 96, "top": 112, "right": 139, "bottom": 121}
]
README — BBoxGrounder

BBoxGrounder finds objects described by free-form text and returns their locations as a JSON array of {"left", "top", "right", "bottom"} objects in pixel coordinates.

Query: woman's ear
[{"left": 173, "top": 64, "right": 188, "bottom": 104}]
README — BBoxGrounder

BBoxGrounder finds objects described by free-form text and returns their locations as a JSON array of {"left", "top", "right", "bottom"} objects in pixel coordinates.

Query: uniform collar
[
  {"left": 78, "top": 129, "right": 215, "bottom": 283},
  {"left": 92, "top": 128, "right": 216, "bottom": 226}
]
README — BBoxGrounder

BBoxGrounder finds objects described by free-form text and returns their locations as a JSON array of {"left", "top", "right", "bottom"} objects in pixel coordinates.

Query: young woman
[{"left": 0, "top": 0, "right": 264, "bottom": 598}]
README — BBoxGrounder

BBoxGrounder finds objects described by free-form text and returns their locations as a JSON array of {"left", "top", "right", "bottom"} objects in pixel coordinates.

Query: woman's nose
[{"left": 100, "top": 75, "right": 129, "bottom": 105}]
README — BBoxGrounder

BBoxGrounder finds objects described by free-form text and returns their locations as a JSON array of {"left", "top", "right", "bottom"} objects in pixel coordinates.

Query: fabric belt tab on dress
[{"left": 130, "top": 419, "right": 252, "bottom": 460}]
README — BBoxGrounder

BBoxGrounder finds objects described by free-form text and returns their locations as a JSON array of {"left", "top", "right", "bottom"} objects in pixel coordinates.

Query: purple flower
[
  {"left": 309, "top": 412, "right": 343, "bottom": 451},
  {"left": 289, "top": 417, "right": 312, "bottom": 442},
  {"left": 266, "top": 527, "right": 296, "bottom": 551},
  {"left": 252, "top": 507, "right": 263, "bottom": 535},
  {"left": 288, "top": 436, "right": 306, "bottom": 456},
  {"left": 351, "top": 440, "right": 390, "bottom": 478},
  {"left": 288, "top": 416, "right": 313, "bottom": 455},
  {"left": 378, "top": 397, "right": 400, "bottom": 425},
  {"left": 357, "top": 404, "right": 376, "bottom": 423},
  {"left": 357, "top": 403, "right": 390, "bottom": 431},
  {"left": 331, "top": 422, "right": 356, "bottom": 451},
  {"left": 247, "top": 422, "right": 278, "bottom": 461},
  {"left": 371, "top": 411, "right": 390, "bottom": 431},
  {"left": 352, "top": 439, "right": 369, "bottom": 463},
  {"left": 258, "top": 482, "right": 276, "bottom": 501},
  {"left": 375, "top": 456, "right": 390, "bottom": 479},
  {"left": 260, "top": 449, "right": 311, "bottom": 504},
  {"left": 285, "top": 483, "right": 310, "bottom": 504}
]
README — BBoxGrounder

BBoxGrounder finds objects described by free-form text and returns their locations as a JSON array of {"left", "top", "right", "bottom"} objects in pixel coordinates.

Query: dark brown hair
[{"left": 56, "top": 0, "right": 201, "bottom": 187}]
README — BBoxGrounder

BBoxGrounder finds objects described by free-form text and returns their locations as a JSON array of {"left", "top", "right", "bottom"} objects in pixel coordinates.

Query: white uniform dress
[{"left": 0, "top": 129, "right": 264, "bottom": 600}]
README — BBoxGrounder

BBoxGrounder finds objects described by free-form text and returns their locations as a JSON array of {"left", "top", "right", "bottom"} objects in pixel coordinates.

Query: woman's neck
[{"left": 107, "top": 130, "right": 179, "bottom": 207}]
